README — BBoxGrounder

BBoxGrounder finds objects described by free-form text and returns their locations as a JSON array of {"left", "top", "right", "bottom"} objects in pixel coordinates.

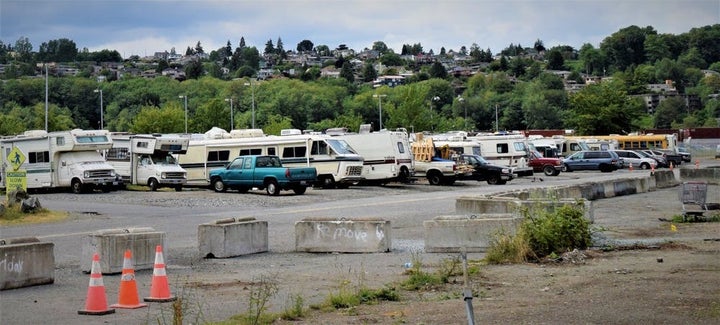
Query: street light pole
[
  {"left": 225, "top": 98, "right": 234, "bottom": 131},
  {"left": 373, "top": 94, "right": 386, "bottom": 131},
  {"left": 495, "top": 104, "right": 499, "bottom": 133},
  {"left": 179, "top": 95, "right": 188, "bottom": 133},
  {"left": 458, "top": 97, "right": 465, "bottom": 130},
  {"left": 431, "top": 96, "right": 440, "bottom": 132},
  {"left": 94, "top": 89, "right": 103, "bottom": 129},
  {"left": 244, "top": 80, "right": 256, "bottom": 129}
]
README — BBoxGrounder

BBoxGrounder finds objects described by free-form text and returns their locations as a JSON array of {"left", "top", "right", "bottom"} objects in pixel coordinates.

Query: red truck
[{"left": 528, "top": 150, "right": 563, "bottom": 176}]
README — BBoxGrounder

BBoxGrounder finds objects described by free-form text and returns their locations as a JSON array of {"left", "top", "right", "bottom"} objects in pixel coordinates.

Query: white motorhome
[
  {"left": 529, "top": 136, "right": 590, "bottom": 158},
  {"left": 106, "top": 133, "right": 189, "bottom": 191},
  {"left": 0, "top": 129, "right": 118, "bottom": 193},
  {"left": 333, "top": 127, "right": 414, "bottom": 184},
  {"left": 177, "top": 128, "right": 364, "bottom": 188},
  {"left": 464, "top": 133, "right": 534, "bottom": 176}
]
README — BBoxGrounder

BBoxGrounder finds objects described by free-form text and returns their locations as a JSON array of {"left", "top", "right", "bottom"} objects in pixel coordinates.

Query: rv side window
[
  {"left": 106, "top": 148, "right": 129, "bottom": 160},
  {"left": 239, "top": 148, "right": 262, "bottom": 156},
  {"left": 29, "top": 151, "right": 49, "bottom": 163},
  {"left": 513, "top": 142, "right": 526, "bottom": 152},
  {"left": 472, "top": 147, "right": 481, "bottom": 155},
  {"left": 397, "top": 142, "right": 405, "bottom": 154},
  {"left": 496, "top": 143, "right": 509, "bottom": 154},
  {"left": 570, "top": 143, "right": 582, "bottom": 151},
  {"left": 137, "top": 141, "right": 149, "bottom": 148},
  {"left": 56, "top": 137, "right": 65, "bottom": 145},
  {"left": 207, "top": 150, "right": 230, "bottom": 162},
  {"left": 267, "top": 147, "right": 276, "bottom": 155},
  {"left": 311, "top": 141, "right": 328, "bottom": 155},
  {"left": 282, "top": 146, "right": 306, "bottom": 158}
]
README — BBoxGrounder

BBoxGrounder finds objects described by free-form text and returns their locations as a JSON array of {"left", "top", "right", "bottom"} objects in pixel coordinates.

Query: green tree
[
  {"left": 566, "top": 80, "right": 644, "bottom": 135},
  {"left": 192, "top": 98, "right": 228, "bottom": 132},
  {"left": 362, "top": 62, "right": 377, "bottom": 82},
  {"left": 600, "top": 25, "right": 655, "bottom": 72},
  {"left": 371, "top": 41, "right": 389, "bottom": 54},
  {"left": 131, "top": 104, "right": 184, "bottom": 133},
  {"left": 340, "top": 61, "right": 355, "bottom": 83},
  {"left": 380, "top": 52, "right": 404, "bottom": 67},
  {"left": 263, "top": 114, "right": 293, "bottom": 135},
  {"left": 546, "top": 49, "right": 565, "bottom": 70},
  {"left": 653, "top": 96, "right": 686, "bottom": 128},
  {"left": 264, "top": 39, "right": 275, "bottom": 55},
  {"left": 185, "top": 59, "right": 204, "bottom": 79},
  {"left": 297, "top": 39, "right": 314, "bottom": 53},
  {"left": 429, "top": 62, "right": 447, "bottom": 79}
]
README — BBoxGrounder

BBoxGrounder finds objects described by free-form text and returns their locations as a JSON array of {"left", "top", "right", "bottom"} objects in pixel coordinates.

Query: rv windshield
[
  {"left": 326, "top": 139, "right": 357, "bottom": 155},
  {"left": 152, "top": 154, "right": 177, "bottom": 165}
]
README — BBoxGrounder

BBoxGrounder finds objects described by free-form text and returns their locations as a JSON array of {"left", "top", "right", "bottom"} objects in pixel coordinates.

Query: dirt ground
[{"left": 268, "top": 186, "right": 720, "bottom": 325}]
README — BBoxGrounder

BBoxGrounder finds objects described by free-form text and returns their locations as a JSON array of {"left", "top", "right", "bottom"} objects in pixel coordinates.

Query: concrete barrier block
[
  {"left": 0, "top": 238, "right": 55, "bottom": 290},
  {"left": 295, "top": 218, "right": 391, "bottom": 253},
  {"left": 81, "top": 228, "right": 165, "bottom": 274},
  {"left": 654, "top": 170, "right": 679, "bottom": 188},
  {"left": 681, "top": 167, "right": 720, "bottom": 184},
  {"left": 198, "top": 218, "right": 268, "bottom": 258},
  {"left": 424, "top": 215, "right": 522, "bottom": 253},
  {"left": 456, "top": 197, "right": 594, "bottom": 223}
]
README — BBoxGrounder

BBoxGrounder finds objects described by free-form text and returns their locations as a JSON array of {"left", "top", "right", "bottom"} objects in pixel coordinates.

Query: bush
[{"left": 485, "top": 202, "right": 592, "bottom": 263}]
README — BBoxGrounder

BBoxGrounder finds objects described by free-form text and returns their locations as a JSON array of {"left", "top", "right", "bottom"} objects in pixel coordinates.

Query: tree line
[{"left": 0, "top": 24, "right": 718, "bottom": 136}]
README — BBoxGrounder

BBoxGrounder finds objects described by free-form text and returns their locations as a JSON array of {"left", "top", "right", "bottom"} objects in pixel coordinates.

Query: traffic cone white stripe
[
  {"left": 89, "top": 276, "right": 104, "bottom": 287},
  {"left": 153, "top": 266, "right": 166, "bottom": 276},
  {"left": 121, "top": 273, "right": 135, "bottom": 281}
]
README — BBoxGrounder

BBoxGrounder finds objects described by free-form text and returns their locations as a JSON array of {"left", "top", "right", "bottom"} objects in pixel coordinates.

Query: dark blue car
[{"left": 562, "top": 150, "right": 622, "bottom": 173}]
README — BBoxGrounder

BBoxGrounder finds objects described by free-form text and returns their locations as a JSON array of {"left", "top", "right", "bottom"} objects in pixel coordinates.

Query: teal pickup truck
[{"left": 209, "top": 155, "right": 317, "bottom": 195}]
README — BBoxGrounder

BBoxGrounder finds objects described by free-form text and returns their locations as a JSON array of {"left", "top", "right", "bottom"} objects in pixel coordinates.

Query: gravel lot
[{"left": 1, "top": 160, "right": 719, "bottom": 324}]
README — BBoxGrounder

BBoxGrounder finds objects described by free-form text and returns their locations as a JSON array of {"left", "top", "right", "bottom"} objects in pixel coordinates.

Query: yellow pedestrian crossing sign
[{"left": 8, "top": 147, "right": 25, "bottom": 171}]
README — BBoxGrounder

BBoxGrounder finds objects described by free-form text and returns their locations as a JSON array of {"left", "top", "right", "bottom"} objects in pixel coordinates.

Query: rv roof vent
[{"left": 280, "top": 129, "right": 302, "bottom": 136}]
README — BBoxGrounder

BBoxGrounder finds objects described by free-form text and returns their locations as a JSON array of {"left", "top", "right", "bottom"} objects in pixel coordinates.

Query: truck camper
[
  {"left": 333, "top": 126, "right": 414, "bottom": 184},
  {"left": 1, "top": 129, "right": 118, "bottom": 193}
]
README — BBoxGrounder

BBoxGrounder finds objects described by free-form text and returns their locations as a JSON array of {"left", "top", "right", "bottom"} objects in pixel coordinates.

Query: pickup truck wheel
[
  {"left": 293, "top": 186, "right": 307, "bottom": 195},
  {"left": 551, "top": 169, "right": 561, "bottom": 176},
  {"left": 427, "top": 171, "right": 442, "bottom": 185},
  {"left": 320, "top": 176, "right": 336, "bottom": 189},
  {"left": 543, "top": 165, "right": 556, "bottom": 176},
  {"left": 148, "top": 178, "right": 159, "bottom": 191},
  {"left": 398, "top": 167, "right": 411, "bottom": 183},
  {"left": 212, "top": 178, "right": 226, "bottom": 192},
  {"left": 487, "top": 175, "right": 501, "bottom": 185},
  {"left": 71, "top": 179, "right": 83, "bottom": 194},
  {"left": 266, "top": 180, "right": 281, "bottom": 196}
]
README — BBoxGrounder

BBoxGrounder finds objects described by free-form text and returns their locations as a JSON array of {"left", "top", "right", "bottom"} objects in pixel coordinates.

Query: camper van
[
  {"left": 178, "top": 128, "right": 364, "bottom": 188},
  {"left": 333, "top": 127, "right": 414, "bottom": 184},
  {"left": 106, "top": 134, "right": 189, "bottom": 191},
  {"left": 0, "top": 129, "right": 118, "bottom": 193},
  {"left": 464, "top": 134, "right": 534, "bottom": 176}
]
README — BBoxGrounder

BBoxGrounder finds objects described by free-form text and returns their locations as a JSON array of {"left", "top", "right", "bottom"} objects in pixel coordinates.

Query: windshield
[
  {"left": 326, "top": 139, "right": 358, "bottom": 155},
  {"left": 474, "top": 155, "right": 489, "bottom": 165},
  {"left": 577, "top": 141, "right": 591, "bottom": 151},
  {"left": 152, "top": 154, "right": 177, "bottom": 165}
]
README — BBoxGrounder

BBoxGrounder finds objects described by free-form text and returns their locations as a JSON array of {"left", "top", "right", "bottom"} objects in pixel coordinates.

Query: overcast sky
[{"left": 2, "top": 0, "right": 719, "bottom": 59}]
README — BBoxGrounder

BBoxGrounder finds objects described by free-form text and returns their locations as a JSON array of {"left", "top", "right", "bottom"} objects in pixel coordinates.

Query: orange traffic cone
[
  {"left": 628, "top": 163, "right": 634, "bottom": 172},
  {"left": 651, "top": 163, "right": 655, "bottom": 175},
  {"left": 144, "top": 245, "right": 176, "bottom": 302},
  {"left": 78, "top": 253, "right": 116, "bottom": 315},
  {"left": 111, "top": 250, "right": 147, "bottom": 309}
]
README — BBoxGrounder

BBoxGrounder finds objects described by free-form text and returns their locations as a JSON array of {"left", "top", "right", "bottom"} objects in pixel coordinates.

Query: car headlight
[
  {"left": 502, "top": 168, "right": 510, "bottom": 174},
  {"left": 84, "top": 171, "right": 89, "bottom": 178},
  {"left": 109, "top": 170, "right": 115, "bottom": 177},
  {"left": 161, "top": 172, "right": 167, "bottom": 179}
]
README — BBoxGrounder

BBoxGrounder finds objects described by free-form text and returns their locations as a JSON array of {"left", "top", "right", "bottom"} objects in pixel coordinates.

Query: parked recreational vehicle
[
  {"left": 529, "top": 136, "right": 590, "bottom": 158},
  {"left": 178, "top": 129, "right": 364, "bottom": 188},
  {"left": 0, "top": 129, "right": 118, "bottom": 193},
  {"left": 464, "top": 134, "right": 534, "bottom": 176},
  {"left": 333, "top": 128, "right": 414, "bottom": 184},
  {"left": 106, "top": 134, "right": 189, "bottom": 191}
]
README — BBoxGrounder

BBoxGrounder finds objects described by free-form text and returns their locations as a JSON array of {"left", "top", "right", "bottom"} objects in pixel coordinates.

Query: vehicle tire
[
  {"left": 71, "top": 179, "right": 83, "bottom": 194},
  {"left": 427, "top": 171, "right": 442, "bottom": 185},
  {"left": 562, "top": 164, "right": 572, "bottom": 172},
  {"left": 101, "top": 186, "right": 111, "bottom": 193},
  {"left": 543, "top": 165, "right": 556, "bottom": 176},
  {"left": 599, "top": 164, "right": 612, "bottom": 173},
  {"left": 293, "top": 186, "right": 307, "bottom": 195},
  {"left": 640, "top": 162, "right": 650, "bottom": 170},
  {"left": 551, "top": 169, "right": 561, "bottom": 176},
  {"left": 398, "top": 166, "right": 411, "bottom": 183},
  {"left": 266, "top": 180, "right": 281, "bottom": 196},
  {"left": 212, "top": 178, "right": 226, "bottom": 192},
  {"left": 174, "top": 185, "right": 182, "bottom": 192},
  {"left": 319, "top": 176, "right": 336, "bottom": 189},
  {"left": 487, "top": 175, "right": 501, "bottom": 185},
  {"left": 148, "top": 178, "right": 159, "bottom": 191}
]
